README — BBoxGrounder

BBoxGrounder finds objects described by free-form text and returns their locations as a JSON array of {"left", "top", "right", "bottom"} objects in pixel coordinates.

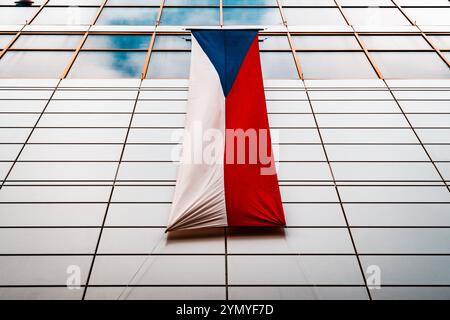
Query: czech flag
[{"left": 167, "top": 29, "right": 286, "bottom": 232}]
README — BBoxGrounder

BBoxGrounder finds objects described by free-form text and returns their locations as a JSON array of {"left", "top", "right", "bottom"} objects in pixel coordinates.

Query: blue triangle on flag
[{"left": 192, "top": 29, "right": 258, "bottom": 97}]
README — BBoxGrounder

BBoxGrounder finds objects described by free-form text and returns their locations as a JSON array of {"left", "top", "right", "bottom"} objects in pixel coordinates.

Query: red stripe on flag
[{"left": 224, "top": 36, "right": 286, "bottom": 227}]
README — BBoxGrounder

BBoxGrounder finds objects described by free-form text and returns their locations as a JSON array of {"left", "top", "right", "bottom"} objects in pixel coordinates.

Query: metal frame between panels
[{"left": 0, "top": 0, "right": 449, "bottom": 80}]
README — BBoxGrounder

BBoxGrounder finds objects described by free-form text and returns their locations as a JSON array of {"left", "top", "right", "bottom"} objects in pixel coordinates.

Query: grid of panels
[
  {"left": 0, "top": 0, "right": 449, "bottom": 301},
  {"left": 0, "top": 0, "right": 449, "bottom": 79},
  {"left": 0, "top": 78, "right": 449, "bottom": 300}
]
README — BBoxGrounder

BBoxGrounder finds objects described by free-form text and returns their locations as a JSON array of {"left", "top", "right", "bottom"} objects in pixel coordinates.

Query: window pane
[
  {"left": 223, "top": 0, "right": 277, "bottom": 5},
  {"left": 147, "top": 52, "right": 190, "bottom": 78},
  {"left": 0, "top": 51, "right": 73, "bottom": 78},
  {"left": 0, "top": 35, "right": 13, "bottom": 49},
  {"left": 96, "top": 8, "right": 159, "bottom": 25},
  {"left": 83, "top": 35, "right": 151, "bottom": 49},
  {"left": 284, "top": 8, "right": 347, "bottom": 26},
  {"left": 281, "top": 0, "right": 336, "bottom": 6},
  {"left": 360, "top": 35, "right": 432, "bottom": 50},
  {"left": 404, "top": 8, "right": 450, "bottom": 25},
  {"left": 0, "top": 0, "right": 44, "bottom": 4},
  {"left": 429, "top": 36, "right": 450, "bottom": 50},
  {"left": 48, "top": 0, "right": 103, "bottom": 4},
  {"left": 0, "top": 7, "right": 38, "bottom": 25},
  {"left": 370, "top": 52, "right": 450, "bottom": 79},
  {"left": 223, "top": 8, "right": 282, "bottom": 25},
  {"left": 343, "top": 8, "right": 410, "bottom": 25},
  {"left": 260, "top": 52, "right": 299, "bottom": 79},
  {"left": 106, "top": 0, "right": 161, "bottom": 5},
  {"left": 160, "top": 7, "right": 219, "bottom": 25},
  {"left": 153, "top": 35, "right": 191, "bottom": 50},
  {"left": 297, "top": 52, "right": 377, "bottom": 79},
  {"left": 12, "top": 35, "right": 83, "bottom": 49},
  {"left": 68, "top": 51, "right": 147, "bottom": 78},
  {"left": 293, "top": 35, "right": 360, "bottom": 50},
  {"left": 339, "top": 0, "right": 393, "bottom": 5},
  {"left": 165, "top": 0, "right": 219, "bottom": 5},
  {"left": 32, "top": 7, "right": 99, "bottom": 25},
  {"left": 259, "top": 35, "right": 290, "bottom": 50}
]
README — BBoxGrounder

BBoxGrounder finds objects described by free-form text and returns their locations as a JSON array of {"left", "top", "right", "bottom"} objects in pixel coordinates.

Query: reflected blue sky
[
  {"left": 165, "top": 0, "right": 219, "bottom": 5},
  {"left": 83, "top": 35, "right": 151, "bottom": 49},
  {"left": 68, "top": 51, "right": 146, "bottom": 78},
  {"left": 153, "top": 35, "right": 191, "bottom": 50},
  {"left": 106, "top": 0, "right": 161, "bottom": 5},
  {"left": 223, "top": 0, "right": 277, "bottom": 6},
  {"left": 96, "top": 8, "right": 159, "bottom": 25},
  {"left": 160, "top": 7, "right": 219, "bottom": 25},
  {"left": 223, "top": 7, "right": 282, "bottom": 25}
]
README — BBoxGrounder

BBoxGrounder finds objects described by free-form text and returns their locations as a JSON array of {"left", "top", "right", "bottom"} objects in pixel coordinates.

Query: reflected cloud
[
  {"left": 68, "top": 51, "right": 147, "bottom": 78},
  {"left": 223, "top": 7, "right": 282, "bottom": 25},
  {"left": 96, "top": 8, "right": 159, "bottom": 25},
  {"left": 160, "top": 7, "right": 219, "bottom": 26}
]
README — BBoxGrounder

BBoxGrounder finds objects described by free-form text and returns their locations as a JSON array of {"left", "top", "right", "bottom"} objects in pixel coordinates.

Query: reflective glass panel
[
  {"left": 260, "top": 52, "right": 299, "bottom": 79},
  {"left": 297, "top": 52, "right": 377, "bottom": 79},
  {"left": 259, "top": 35, "right": 290, "bottom": 50},
  {"left": 147, "top": 52, "right": 190, "bottom": 78},
  {"left": 281, "top": 0, "right": 336, "bottom": 5},
  {"left": 0, "top": 7, "right": 38, "bottom": 25},
  {"left": 370, "top": 52, "right": 450, "bottom": 78},
  {"left": 293, "top": 35, "right": 360, "bottom": 50},
  {"left": 0, "top": 51, "right": 73, "bottom": 78},
  {"left": 404, "top": 8, "right": 450, "bottom": 25},
  {"left": 106, "top": 0, "right": 161, "bottom": 5},
  {"left": 343, "top": 8, "right": 411, "bottom": 25},
  {"left": 48, "top": 0, "right": 103, "bottom": 4},
  {"left": 0, "top": 35, "right": 13, "bottom": 49},
  {"left": 83, "top": 35, "right": 151, "bottom": 49},
  {"left": 283, "top": 8, "right": 347, "bottom": 25},
  {"left": 153, "top": 35, "right": 191, "bottom": 50},
  {"left": 68, "top": 51, "right": 147, "bottom": 78},
  {"left": 96, "top": 8, "right": 159, "bottom": 25},
  {"left": 12, "top": 35, "right": 83, "bottom": 49},
  {"left": 429, "top": 36, "right": 450, "bottom": 50},
  {"left": 360, "top": 35, "right": 431, "bottom": 50},
  {"left": 160, "top": 7, "right": 219, "bottom": 25},
  {"left": 223, "top": 7, "right": 282, "bottom": 25},
  {"left": 223, "top": 0, "right": 277, "bottom": 5},
  {"left": 32, "top": 7, "right": 99, "bottom": 25},
  {"left": 165, "top": 0, "right": 219, "bottom": 4}
]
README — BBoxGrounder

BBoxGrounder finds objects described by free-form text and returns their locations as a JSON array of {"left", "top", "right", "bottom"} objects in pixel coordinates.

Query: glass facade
[{"left": 0, "top": 0, "right": 449, "bottom": 300}]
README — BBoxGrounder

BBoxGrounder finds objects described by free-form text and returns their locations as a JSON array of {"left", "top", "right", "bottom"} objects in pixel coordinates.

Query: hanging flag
[{"left": 167, "top": 29, "right": 285, "bottom": 232}]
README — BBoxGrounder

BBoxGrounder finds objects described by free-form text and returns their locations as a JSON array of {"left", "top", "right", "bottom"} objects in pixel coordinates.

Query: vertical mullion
[
  {"left": 82, "top": 80, "right": 144, "bottom": 300},
  {"left": 391, "top": 0, "right": 450, "bottom": 68},
  {"left": 354, "top": 32, "right": 384, "bottom": 79},
  {"left": 26, "top": 0, "right": 49, "bottom": 25},
  {"left": 0, "top": 79, "right": 62, "bottom": 191},
  {"left": 60, "top": 31, "right": 89, "bottom": 79},
  {"left": 142, "top": 0, "right": 164, "bottom": 79},
  {"left": 0, "top": 30, "right": 23, "bottom": 60},
  {"left": 383, "top": 79, "right": 450, "bottom": 192},
  {"left": 277, "top": 0, "right": 304, "bottom": 80},
  {"left": 142, "top": 31, "right": 157, "bottom": 79},
  {"left": 220, "top": 0, "right": 223, "bottom": 27},
  {"left": 286, "top": 32, "right": 304, "bottom": 80},
  {"left": 334, "top": 0, "right": 384, "bottom": 79},
  {"left": 156, "top": 0, "right": 165, "bottom": 25},
  {"left": 303, "top": 82, "right": 373, "bottom": 300},
  {"left": 275, "top": 0, "right": 287, "bottom": 25},
  {"left": 92, "top": 0, "right": 109, "bottom": 25}
]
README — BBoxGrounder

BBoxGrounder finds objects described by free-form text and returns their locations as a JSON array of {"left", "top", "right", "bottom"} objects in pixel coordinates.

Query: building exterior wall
[{"left": 0, "top": 0, "right": 449, "bottom": 300}]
